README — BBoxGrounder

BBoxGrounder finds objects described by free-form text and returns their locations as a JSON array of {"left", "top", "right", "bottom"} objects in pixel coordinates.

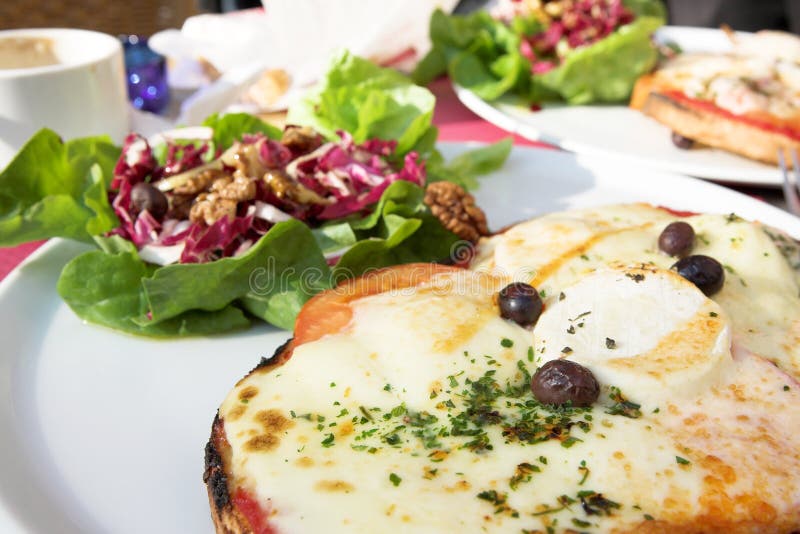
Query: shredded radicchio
[{"left": 106, "top": 128, "right": 426, "bottom": 265}]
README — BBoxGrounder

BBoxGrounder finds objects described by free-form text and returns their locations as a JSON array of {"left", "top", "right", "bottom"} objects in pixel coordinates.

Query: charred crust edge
[
  {"left": 204, "top": 415, "right": 230, "bottom": 511},
  {"left": 252, "top": 337, "right": 293, "bottom": 373},
  {"left": 204, "top": 415, "right": 253, "bottom": 533}
]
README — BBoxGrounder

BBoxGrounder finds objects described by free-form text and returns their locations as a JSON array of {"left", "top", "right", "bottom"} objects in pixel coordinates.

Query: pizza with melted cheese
[
  {"left": 630, "top": 31, "right": 800, "bottom": 164},
  {"left": 205, "top": 204, "right": 800, "bottom": 533}
]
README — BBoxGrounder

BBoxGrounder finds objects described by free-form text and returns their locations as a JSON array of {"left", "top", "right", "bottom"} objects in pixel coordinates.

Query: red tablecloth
[{"left": 0, "top": 78, "right": 547, "bottom": 282}]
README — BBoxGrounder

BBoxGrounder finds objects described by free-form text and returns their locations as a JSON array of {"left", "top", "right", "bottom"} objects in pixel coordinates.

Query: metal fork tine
[
  {"left": 779, "top": 148, "right": 800, "bottom": 216},
  {"left": 790, "top": 148, "right": 800, "bottom": 194}
]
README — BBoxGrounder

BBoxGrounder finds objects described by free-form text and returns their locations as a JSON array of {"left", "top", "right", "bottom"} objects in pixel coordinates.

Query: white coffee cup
[{"left": 0, "top": 28, "right": 130, "bottom": 166}]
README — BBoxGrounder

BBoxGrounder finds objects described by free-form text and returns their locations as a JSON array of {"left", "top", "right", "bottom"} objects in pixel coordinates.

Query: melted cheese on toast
[
  {"left": 473, "top": 204, "right": 800, "bottom": 381},
  {"left": 217, "top": 229, "right": 800, "bottom": 533},
  {"left": 647, "top": 31, "right": 800, "bottom": 121}
]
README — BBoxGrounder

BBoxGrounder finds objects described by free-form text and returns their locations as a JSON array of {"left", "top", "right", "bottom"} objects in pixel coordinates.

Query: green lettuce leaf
[
  {"left": 414, "top": 9, "right": 531, "bottom": 101},
  {"left": 623, "top": 0, "right": 667, "bottom": 18},
  {"left": 287, "top": 50, "right": 436, "bottom": 156},
  {"left": 0, "top": 129, "right": 119, "bottom": 246},
  {"left": 57, "top": 245, "right": 251, "bottom": 337},
  {"left": 142, "top": 218, "right": 332, "bottom": 331},
  {"left": 427, "top": 138, "right": 513, "bottom": 190},
  {"left": 333, "top": 180, "right": 459, "bottom": 277},
  {"left": 312, "top": 222, "right": 358, "bottom": 254},
  {"left": 202, "top": 112, "right": 282, "bottom": 147}
]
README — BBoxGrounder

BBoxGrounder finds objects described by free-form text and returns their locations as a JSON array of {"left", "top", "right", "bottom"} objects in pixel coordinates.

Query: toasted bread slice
[{"left": 638, "top": 90, "right": 800, "bottom": 164}]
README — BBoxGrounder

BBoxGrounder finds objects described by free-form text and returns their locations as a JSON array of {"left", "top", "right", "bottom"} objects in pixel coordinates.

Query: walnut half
[
  {"left": 190, "top": 193, "right": 238, "bottom": 226},
  {"left": 423, "top": 181, "right": 489, "bottom": 243}
]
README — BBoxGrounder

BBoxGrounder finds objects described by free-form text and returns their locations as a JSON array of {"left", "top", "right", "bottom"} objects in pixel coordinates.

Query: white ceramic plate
[
  {"left": 455, "top": 26, "right": 785, "bottom": 186},
  {"left": 0, "top": 144, "right": 798, "bottom": 534}
]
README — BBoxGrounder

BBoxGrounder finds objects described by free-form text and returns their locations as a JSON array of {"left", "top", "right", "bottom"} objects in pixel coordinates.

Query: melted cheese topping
[
  {"left": 534, "top": 265, "right": 732, "bottom": 407},
  {"left": 654, "top": 50, "right": 800, "bottom": 119},
  {"left": 474, "top": 204, "right": 800, "bottom": 381},
  {"left": 219, "top": 241, "right": 800, "bottom": 532}
]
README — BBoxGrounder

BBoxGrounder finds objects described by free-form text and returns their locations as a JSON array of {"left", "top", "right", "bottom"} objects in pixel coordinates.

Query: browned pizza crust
[
  {"left": 204, "top": 339, "right": 295, "bottom": 534},
  {"left": 204, "top": 415, "right": 250, "bottom": 534},
  {"left": 639, "top": 91, "right": 800, "bottom": 165}
]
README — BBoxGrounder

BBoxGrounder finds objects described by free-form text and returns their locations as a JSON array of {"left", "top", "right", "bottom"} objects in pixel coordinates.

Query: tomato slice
[
  {"left": 657, "top": 205, "right": 698, "bottom": 218},
  {"left": 293, "top": 263, "right": 463, "bottom": 346},
  {"left": 663, "top": 90, "right": 800, "bottom": 142},
  {"left": 232, "top": 487, "right": 276, "bottom": 534}
]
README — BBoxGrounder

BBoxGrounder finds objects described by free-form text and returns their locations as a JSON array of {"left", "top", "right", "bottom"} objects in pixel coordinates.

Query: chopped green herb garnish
[
  {"left": 578, "top": 460, "right": 590, "bottom": 485},
  {"left": 577, "top": 491, "right": 621, "bottom": 516},
  {"left": 359, "top": 406, "right": 374, "bottom": 422},
  {"left": 476, "top": 490, "right": 518, "bottom": 517},
  {"left": 625, "top": 272, "right": 645, "bottom": 283},
  {"left": 572, "top": 311, "right": 592, "bottom": 321},
  {"left": 389, "top": 473, "right": 402, "bottom": 486},
  {"left": 606, "top": 387, "right": 642, "bottom": 419},
  {"left": 321, "top": 433, "right": 335, "bottom": 447},
  {"left": 384, "top": 433, "right": 401, "bottom": 446},
  {"left": 675, "top": 456, "right": 690, "bottom": 465},
  {"left": 509, "top": 462, "right": 540, "bottom": 490},
  {"left": 501, "top": 338, "right": 514, "bottom": 348}
]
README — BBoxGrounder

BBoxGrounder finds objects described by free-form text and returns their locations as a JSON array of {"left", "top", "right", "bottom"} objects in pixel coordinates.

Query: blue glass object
[{"left": 121, "top": 35, "right": 169, "bottom": 114}]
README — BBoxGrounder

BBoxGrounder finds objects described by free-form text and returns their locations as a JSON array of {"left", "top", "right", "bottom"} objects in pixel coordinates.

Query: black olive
[
  {"left": 658, "top": 221, "right": 695, "bottom": 257},
  {"left": 131, "top": 182, "right": 168, "bottom": 219},
  {"left": 671, "top": 131, "right": 694, "bottom": 149},
  {"left": 531, "top": 360, "right": 599, "bottom": 407},
  {"left": 671, "top": 254, "right": 725, "bottom": 296},
  {"left": 498, "top": 282, "right": 543, "bottom": 327}
]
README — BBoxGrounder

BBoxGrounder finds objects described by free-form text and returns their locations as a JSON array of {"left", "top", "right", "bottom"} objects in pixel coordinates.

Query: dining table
[{"left": 0, "top": 77, "right": 791, "bottom": 282}]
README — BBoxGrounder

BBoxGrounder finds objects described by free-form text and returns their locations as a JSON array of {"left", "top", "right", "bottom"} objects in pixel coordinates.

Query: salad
[
  {"left": 111, "top": 126, "right": 428, "bottom": 265},
  {"left": 0, "top": 51, "right": 511, "bottom": 337},
  {"left": 414, "top": 0, "right": 666, "bottom": 105}
]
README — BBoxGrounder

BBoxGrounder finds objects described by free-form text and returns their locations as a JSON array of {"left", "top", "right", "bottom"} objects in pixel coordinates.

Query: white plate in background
[
  {"left": 456, "top": 26, "right": 786, "bottom": 186},
  {"left": 0, "top": 144, "right": 798, "bottom": 534}
]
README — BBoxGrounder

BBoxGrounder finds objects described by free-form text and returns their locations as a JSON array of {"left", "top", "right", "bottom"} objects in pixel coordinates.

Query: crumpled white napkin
[{"left": 149, "top": 0, "right": 458, "bottom": 125}]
